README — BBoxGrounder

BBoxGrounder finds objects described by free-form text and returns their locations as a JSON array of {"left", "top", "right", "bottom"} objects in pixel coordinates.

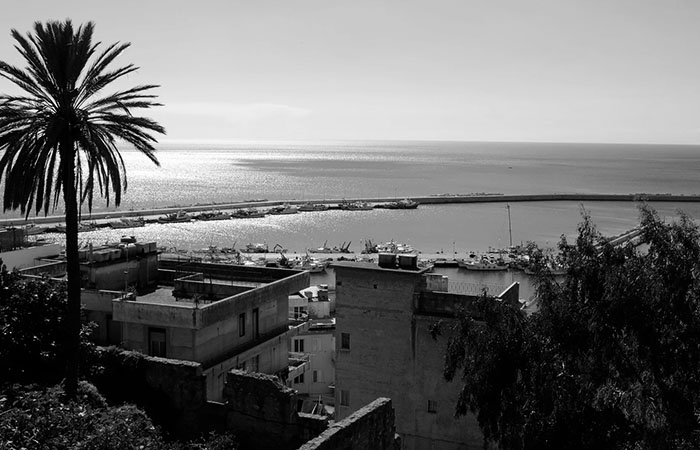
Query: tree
[
  {"left": 0, "top": 261, "right": 92, "bottom": 386},
  {"left": 0, "top": 20, "right": 164, "bottom": 397},
  {"left": 434, "top": 205, "right": 700, "bottom": 449}
]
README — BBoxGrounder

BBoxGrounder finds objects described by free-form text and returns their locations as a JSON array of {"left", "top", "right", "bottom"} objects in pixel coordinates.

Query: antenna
[{"left": 506, "top": 204, "right": 513, "bottom": 248}]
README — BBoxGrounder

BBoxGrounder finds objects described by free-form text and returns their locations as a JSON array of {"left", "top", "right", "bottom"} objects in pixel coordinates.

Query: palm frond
[{"left": 0, "top": 19, "right": 164, "bottom": 217}]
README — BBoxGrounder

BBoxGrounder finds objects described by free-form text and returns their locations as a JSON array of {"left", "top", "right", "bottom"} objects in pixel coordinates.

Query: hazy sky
[{"left": 1, "top": 1, "right": 700, "bottom": 144}]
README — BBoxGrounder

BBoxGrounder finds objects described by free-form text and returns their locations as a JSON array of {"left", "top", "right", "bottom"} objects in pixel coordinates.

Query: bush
[
  {"left": 0, "top": 382, "right": 238, "bottom": 450},
  {"left": 0, "top": 262, "right": 99, "bottom": 387}
]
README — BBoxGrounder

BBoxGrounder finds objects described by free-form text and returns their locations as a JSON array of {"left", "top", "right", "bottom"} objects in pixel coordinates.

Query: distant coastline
[{"left": 2, "top": 193, "right": 699, "bottom": 228}]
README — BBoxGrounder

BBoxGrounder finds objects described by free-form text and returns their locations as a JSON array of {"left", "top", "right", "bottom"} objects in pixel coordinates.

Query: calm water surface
[{"left": 11, "top": 140, "right": 700, "bottom": 255}]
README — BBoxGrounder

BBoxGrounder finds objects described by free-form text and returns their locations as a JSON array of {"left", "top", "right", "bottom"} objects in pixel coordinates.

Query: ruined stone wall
[
  {"left": 222, "top": 370, "right": 327, "bottom": 450},
  {"left": 297, "top": 398, "right": 397, "bottom": 450},
  {"left": 90, "top": 348, "right": 399, "bottom": 449},
  {"left": 90, "top": 347, "right": 210, "bottom": 439}
]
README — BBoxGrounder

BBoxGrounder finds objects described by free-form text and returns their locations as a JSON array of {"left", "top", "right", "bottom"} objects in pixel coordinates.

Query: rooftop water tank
[
  {"left": 398, "top": 254, "right": 418, "bottom": 270},
  {"left": 378, "top": 253, "right": 397, "bottom": 269}
]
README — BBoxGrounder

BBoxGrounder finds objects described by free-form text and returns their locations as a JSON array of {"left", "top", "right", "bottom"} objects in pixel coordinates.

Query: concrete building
[
  {"left": 286, "top": 284, "right": 337, "bottom": 414},
  {"left": 333, "top": 257, "right": 520, "bottom": 450},
  {"left": 16, "top": 236, "right": 160, "bottom": 346},
  {"left": 289, "top": 284, "right": 333, "bottom": 320},
  {"left": 288, "top": 318, "right": 336, "bottom": 411},
  {"left": 0, "top": 227, "right": 62, "bottom": 270},
  {"left": 114, "top": 259, "right": 310, "bottom": 400}
]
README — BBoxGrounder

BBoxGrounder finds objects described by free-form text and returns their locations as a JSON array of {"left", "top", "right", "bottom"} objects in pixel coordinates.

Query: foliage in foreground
[
  {"left": 0, "top": 382, "right": 238, "bottom": 450},
  {"left": 0, "top": 263, "right": 96, "bottom": 387},
  {"left": 435, "top": 206, "right": 700, "bottom": 450}
]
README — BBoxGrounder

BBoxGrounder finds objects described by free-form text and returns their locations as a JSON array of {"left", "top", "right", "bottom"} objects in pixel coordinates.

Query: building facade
[
  {"left": 114, "top": 260, "right": 310, "bottom": 400},
  {"left": 333, "top": 260, "right": 520, "bottom": 450}
]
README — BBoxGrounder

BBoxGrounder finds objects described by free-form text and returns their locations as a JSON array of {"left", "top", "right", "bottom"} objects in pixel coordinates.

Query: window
[
  {"left": 148, "top": 328, "right": 166, "bottom": 357},
  {"left": 239, "top": 313, "right": 246, "bottom": 337},
  {"left": 293, "top": 306, "right": 306, "bottom": 319},
  {"left": 427, "top": 400, "right": 438, "bottom": 413},
  {"left": 250, "top": 355, "right": 259, "bottom": 372},
  {"left": 313, "top": 370, "right": 320, "bottom": 383},
  {"left": 341, "top": 332, "right": 350, "bottom": 350},
  {"left": 294, "top": 373, "right": 305, "bottom": 384},
  {"left": 340, "top": 390, "right": 350, "bottom": 407},
  {"left": 252, "top": 308, "right": 259, "bottom": 338},
  {"left": 294, "top": 338, "right": 305, "bottom": 353}
]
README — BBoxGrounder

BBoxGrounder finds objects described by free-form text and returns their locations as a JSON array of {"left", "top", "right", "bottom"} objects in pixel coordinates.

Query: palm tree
[{"left": 0, "top": 20, "right": 165, "bottom": 397}]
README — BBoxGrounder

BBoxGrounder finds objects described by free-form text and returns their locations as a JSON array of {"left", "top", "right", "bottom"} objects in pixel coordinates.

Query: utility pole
[{"left": 506, "top": 204, "right": 513, "bottom": 248}]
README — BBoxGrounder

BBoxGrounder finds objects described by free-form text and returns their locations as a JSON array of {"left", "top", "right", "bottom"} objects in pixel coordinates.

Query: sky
[{"left": 1, "top": 0, "right": 700, "bottom": 144}]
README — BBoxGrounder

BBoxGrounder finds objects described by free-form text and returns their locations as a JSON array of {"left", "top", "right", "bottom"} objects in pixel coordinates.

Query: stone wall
[
  {"left": 90, "top": 347, "right": 209, "bottom": 439},
  {"left": 90, "top": 347, "right": 399, "bottom": 449},
  {"left": 222, "top": 370, "right": 328, "bottom": 450},
  {"left": 297, "top": 398, "right": 398, "bottom": 450}
]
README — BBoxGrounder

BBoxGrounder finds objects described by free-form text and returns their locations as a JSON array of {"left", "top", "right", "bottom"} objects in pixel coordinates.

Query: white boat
[
  {"left": 195, "top": 210, "right": 232, "bottom": 221},
  {"left": 363, "top": 239, "right": 416, "bottom": 254},
  {"left": 157, "top": 210, "right": 192, "bottom": 223},
  {"left": 338, "top": 200, "right": 374, "bottom": 211},
  {"left": 22, "top": 223, "right": 48, "bottom": 235},
  {"left": 109, "top": 216, "right": 145, "bottom": 229},
  {"left": 267, "top": 204, "right": 299, "bottom": 215},
  {"left": 241, "top": 243, "right": 269, "bottom": 253},
  {"left": 232, "top": 208, "right": 266, "bottom": 219},
  {"left": 459, "top": 257, "right": 508, "bottom": 271},
  {"left": 298, "top": 202, "right": 329, "bottom": 212},
  {"left": 54, "top": 222, "right": 97, "bottom": 233}
]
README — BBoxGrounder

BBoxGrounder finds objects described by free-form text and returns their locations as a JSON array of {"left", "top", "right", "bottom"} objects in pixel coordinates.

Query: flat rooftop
[{"left": 134, "top": 278, "right": 266, "bottom": 306}]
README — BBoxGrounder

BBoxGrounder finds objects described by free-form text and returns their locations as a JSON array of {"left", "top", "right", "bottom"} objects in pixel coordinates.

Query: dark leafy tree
[
  {"left": 0, "top": 261, "right": 96, "bottom": 387},
  {"left": 434, "top": 206, "right": 700, "bottom": 449},
  {"left": 0, "top": 20, "right": 164, "bottom": 396},
  {"left": 0, "top": 382, "right": 240, "bottom": 449}
]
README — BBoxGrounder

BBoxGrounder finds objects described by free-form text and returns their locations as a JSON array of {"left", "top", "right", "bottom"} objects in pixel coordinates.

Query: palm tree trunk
[{"left": 61, "top": 139, "right": 81, "bottom": 398}]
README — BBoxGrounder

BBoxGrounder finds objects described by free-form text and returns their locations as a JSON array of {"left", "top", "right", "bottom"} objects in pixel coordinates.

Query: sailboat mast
[{"left": 507, "top": 204, "right": 513, "bottom": 248}]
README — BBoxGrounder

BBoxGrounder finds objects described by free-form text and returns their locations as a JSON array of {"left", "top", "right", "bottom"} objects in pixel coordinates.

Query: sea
[{"left": 6, "top": 140, "right": 700, "bottom": 298}]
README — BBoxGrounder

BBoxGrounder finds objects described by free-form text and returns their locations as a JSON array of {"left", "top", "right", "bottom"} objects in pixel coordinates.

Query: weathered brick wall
[
  {"left": 222, "top": 370, "right": 328, "bottom": 450},
  {"left": 297, "top": 398, "right": 398, "bottom": 450}
]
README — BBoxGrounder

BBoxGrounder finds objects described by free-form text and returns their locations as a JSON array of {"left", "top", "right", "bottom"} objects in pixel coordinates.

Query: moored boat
[
  {"left": 362, "top": 239, "right": 416, "bottom": 254},
  {"left": 22, "top": 223, "right": 48, "bottom": 235},
  {"left": 195, "top": 210, "right": 232, "bottom": 221},
  {"left": 338, "top": 200, "right": 374, "bottom": 211},
  {"left": 308, "top": 240, "right": 352, "bottom": 254},
  {"left": 298, "top": 202, "right": 329, "bottom": 212},
  {"left": 158, "top": 210, "right": 192, "bottom": 223},
  {"left": 376, "top": 198, "right": 419, "bottom": 209},
  {"left": 267, "top": 204, "right": 299, "bottom": 215},
  {"left": 109, "top": 216, "right": 145, "bottom": 229},
  {"left": 231, "top": 208, "right": 266, "bottom": 219},
  {"left": 54, "top": 221, "right": 97, "bottom": 233},
  {"left": 459, "top": 257, "right": 508, "bottom": 271},
  {"left": 241, "top": 242, "right": 269, "bottom": 253}
]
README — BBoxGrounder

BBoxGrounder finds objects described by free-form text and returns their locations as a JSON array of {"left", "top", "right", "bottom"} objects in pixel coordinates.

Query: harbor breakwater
[{"left": 1, "top": 193, "right": 699, "bottom": 227}]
